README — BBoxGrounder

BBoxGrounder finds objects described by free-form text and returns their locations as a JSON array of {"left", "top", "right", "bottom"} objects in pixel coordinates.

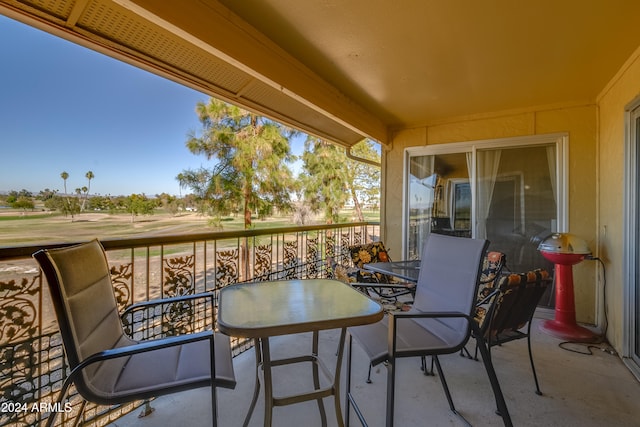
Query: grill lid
[{"left": 537, "top": 233, "right": 591, "bottom": 255}]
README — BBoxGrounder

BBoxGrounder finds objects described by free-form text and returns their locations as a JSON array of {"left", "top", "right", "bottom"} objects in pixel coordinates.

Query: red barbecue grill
[{"left": 538, "top": 233, "right": 597, "bottom": 342}]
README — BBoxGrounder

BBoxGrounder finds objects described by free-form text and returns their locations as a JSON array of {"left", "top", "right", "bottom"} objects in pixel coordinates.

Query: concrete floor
[{"left": 110, "top": 317, "right": 640, "bottom": 427}]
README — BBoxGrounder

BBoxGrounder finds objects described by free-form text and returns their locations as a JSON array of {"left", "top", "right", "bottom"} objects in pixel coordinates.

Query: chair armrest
[
  {"left": 387, "top": 311, "right": 473, "bottom": 357},
  {"left": 389, "top": 310, "right": 470, "bottom": 320},
  {"left": 351, "top": 282, "right": 415, "bottom": 290},
  {"left": 121, "top": 291, "right": 215, "bottom": 317},
  {"left": 68, "top": 330, "right": 214, "bottom": 382},
  {"left": 388, "top": 311, "right": 476, "bottom": 333}
]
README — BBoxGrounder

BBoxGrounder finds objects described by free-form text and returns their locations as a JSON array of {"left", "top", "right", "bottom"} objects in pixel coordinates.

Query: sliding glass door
[
  {"left": 624, "top": 104, "right": 640, "bottom": 377},
  {"left": 404, "top": 134, "right": 566, "bottom": 276}
]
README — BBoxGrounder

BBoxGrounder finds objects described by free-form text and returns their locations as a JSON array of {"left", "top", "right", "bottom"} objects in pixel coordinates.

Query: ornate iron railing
[{"left": 0, "top": 221, "right": 379, "bottom": 426}]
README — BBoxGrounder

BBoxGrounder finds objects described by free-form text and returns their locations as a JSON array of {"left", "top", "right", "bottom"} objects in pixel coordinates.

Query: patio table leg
[
  {"left": 242, "top": 338, "right": 262, "bottom": 427},
  {"left": 261, "top": 337, "right": 274, "bottom": 427},
  {"left": 312, "top": 331, "right": 328, "bottom": 426},
  {"left": 333, "top": 328, "right": 347, "bottom": 427},
  {"left": 243, "top": 328, "right": 350, "bottom": 427}
]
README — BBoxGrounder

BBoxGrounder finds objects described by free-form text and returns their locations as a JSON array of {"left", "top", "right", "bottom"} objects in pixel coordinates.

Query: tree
[
  {"left": 6, "top": 189, "right": 32, "bottom": 205},
  {"left": 157, "top": 192, "right": 180, "bottom": 216},
  {"left": 344, "top": 140, "right": 381, "bottom": 220},
  {"left": 123, "top": 194, "right": 156, "bottom": 222},
  {"left": 44, "top": 195, "right": 64, "bottom": 212},
  {"left": 37, "top": 188, "right": 57, "bottom": 202},
  {"left": 60, "top": 171, "right": 75, "bottom": 220},
  {"left": 86, "top": 195, "right": 113, "bottom": 212},
  {"left": 300, "top": 136, "right": 349, "bottom": 224},
  {"left": 81, "top": 171, "right": 94, "bottom": 211},
  {"left": 12, "top": 196, "right": 34, "bottom": 213},
  {"left": 177, "top": 98, "right": 296, "bottom": 229},
  {"left": 61, "top": 196, "right": 80, "bottom": 219},
  {"left": 60, "top": 171, "right": 69, "bottom": 195}
]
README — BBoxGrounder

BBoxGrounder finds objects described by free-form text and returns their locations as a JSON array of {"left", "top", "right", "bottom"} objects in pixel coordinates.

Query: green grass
[
  {"left": 0, "top": 209, "right": 380, "bottom": 247},
  {"left": 0, "top": 213, "right": 60, "bottom": 221}
]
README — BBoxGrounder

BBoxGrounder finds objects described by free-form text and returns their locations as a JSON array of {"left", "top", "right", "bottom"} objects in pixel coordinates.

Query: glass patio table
[
  {"left": 363, "top": 259, "right": 421, "bottom": 283},
  {"left": 217, "top": 279, "right": 383, "bottom": 427}
]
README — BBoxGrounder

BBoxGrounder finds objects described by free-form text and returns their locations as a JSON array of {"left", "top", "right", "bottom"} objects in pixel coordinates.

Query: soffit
[
  {"left": 0, "top": 0, "right": 381, "bottom": 146},
  {"left": 3, "top": 0, "right": 640, "bottom": 147}
]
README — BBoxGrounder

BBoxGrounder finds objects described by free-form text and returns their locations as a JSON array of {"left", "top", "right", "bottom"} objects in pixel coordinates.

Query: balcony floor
[{"left": 112, "top": 316, "right": 640, "bottom": 427}]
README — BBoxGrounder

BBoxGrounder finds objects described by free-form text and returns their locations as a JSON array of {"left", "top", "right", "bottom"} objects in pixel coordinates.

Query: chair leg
[
  {"left": 45, "top": 375, "right": 76, "bottom": 427},
  {"left": 71, "top": 399, "right": 87, "bottom": 427},
  {"left": 386, "top": 356, "right": 396, "bottom": 427},
  {"left": 459, "top": 346, "right": 473, "bottom": 359},
  {"left": 420, "top": 356, "right": 435, "bottom": 375},
  {"left": 527, "top": 322, "right": 543, "bottom": 396},
  {"left": 210, "top": 336, "right": 218, "bottom": 427},
  {"left": 432, "top": 356, "right": 457, "bottom": 414},
  {"left": 474, "top": 335, "right": 513, "bottom": 427}
]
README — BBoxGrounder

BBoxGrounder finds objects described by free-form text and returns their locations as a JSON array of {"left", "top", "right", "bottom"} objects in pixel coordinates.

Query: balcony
[
  {"left": 117, "top": 318, "right": 638, "bottom": 426},
  {"left": 1, "top": 222, "right": 638, "bottom": 426}
]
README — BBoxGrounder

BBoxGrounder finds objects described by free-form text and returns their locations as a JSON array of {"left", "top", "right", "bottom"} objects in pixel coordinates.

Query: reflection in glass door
[
  {"left": 405, "top": 136, "right": 564, "bottom": 279},
  {"left": 406, "top": 152, "right": 471, "bottom": 259}
]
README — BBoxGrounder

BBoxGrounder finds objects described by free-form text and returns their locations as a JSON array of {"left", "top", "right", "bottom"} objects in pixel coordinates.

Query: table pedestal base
[{"left": 244, "top": 329, "right": 347, "bottom": 427}]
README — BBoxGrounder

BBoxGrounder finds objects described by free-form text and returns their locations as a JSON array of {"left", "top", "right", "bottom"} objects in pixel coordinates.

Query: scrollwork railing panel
[
  {"left": 305, "top": 236, "right": 319, "bottom": 278},
  {"left": 216, "top": 248, "right": 239, "bottom": 288},
  {"left": 163, "top": 255, "right": 195, "bottom": 297},
  {"left": 254, "top": 244, "right": 272, "bottom": 281}
]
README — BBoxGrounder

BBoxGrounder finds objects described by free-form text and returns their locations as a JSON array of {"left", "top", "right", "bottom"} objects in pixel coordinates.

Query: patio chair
[
  {"left": 354, "top": 250, "right": 506, "bottom": 382},
  {"left": 33, "top": 239, "right": 236, "bottom": 427},
  {"left": 472, "top": 268, "right": 551, "bottom": 395},
  {"left": 459, "top": 251, "right": 507, "bottom": 359},
  {"left": 340, "top": 241, "right": 415, "bottom": 303},
  {"left": 345, "top": 234, "right": 512, "bottom": 427}
]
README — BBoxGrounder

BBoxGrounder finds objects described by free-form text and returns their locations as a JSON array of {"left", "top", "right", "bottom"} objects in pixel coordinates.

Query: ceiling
[{"left": 3, "top": 0, "right": 640, "bottom": 147}]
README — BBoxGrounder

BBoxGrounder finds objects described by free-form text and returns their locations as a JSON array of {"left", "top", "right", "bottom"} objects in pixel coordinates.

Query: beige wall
[
  {"left": 597, "top": 46, "right": 640, "bottom": 350},
  {"left": 382, "top": 105, "right": 598, "bottom": 324}
]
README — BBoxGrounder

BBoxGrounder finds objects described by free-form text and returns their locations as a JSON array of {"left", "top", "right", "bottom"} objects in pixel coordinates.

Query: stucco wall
[
  {"left": 597, "top": 46, "right": 640, "bottom": 350},
  {"left": 382, "top": 105, "right": 598, "bottom": 324}
]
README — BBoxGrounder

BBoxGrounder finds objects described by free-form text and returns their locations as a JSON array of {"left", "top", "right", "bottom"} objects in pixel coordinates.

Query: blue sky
[{"left": 0, "top": 15, "right": 304, "bottom": 197}]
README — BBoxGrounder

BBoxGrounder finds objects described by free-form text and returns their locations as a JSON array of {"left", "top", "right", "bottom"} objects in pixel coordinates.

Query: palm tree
[
  {"left": 60, "top": 171, "right": 68, "bottom": 195},
  {"left": 82, "top": 171, "right": 94, "bottom": 211},
  {"left": 59, "top": 171, "right": 78, "bottom": 220},
  {"left": 60, "top": 171, "right": 71, "bottom": 215},
  {"left": 85, "top": 171, "right": 94, "bottom": 193}
]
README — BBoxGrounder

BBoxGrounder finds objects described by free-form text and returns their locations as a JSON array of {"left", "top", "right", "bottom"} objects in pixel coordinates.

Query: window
[{"left": 403, "top": 134, "right": 567, "bottom": 275}]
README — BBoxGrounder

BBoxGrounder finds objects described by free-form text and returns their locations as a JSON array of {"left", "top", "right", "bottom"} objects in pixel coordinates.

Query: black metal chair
[
  {"left": 346, "top": 241, "right": 415, "bottom": 302},
  {"left": 33, "top": 239, "right": 236, "bottom": 427},
  {"left": 345, "top": 234, "right": 512, "bottom": 427},
  {"left": 472, "top": 268, "right": 551, "bottom": 395},
  {"left": 458, "top": 251, "right": 507, "bottom": 359}
]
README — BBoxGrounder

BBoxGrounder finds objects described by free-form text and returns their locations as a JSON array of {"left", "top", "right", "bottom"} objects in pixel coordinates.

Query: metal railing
[{"left": 0, "top": 221, "right": 380, "bottom": 426}]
